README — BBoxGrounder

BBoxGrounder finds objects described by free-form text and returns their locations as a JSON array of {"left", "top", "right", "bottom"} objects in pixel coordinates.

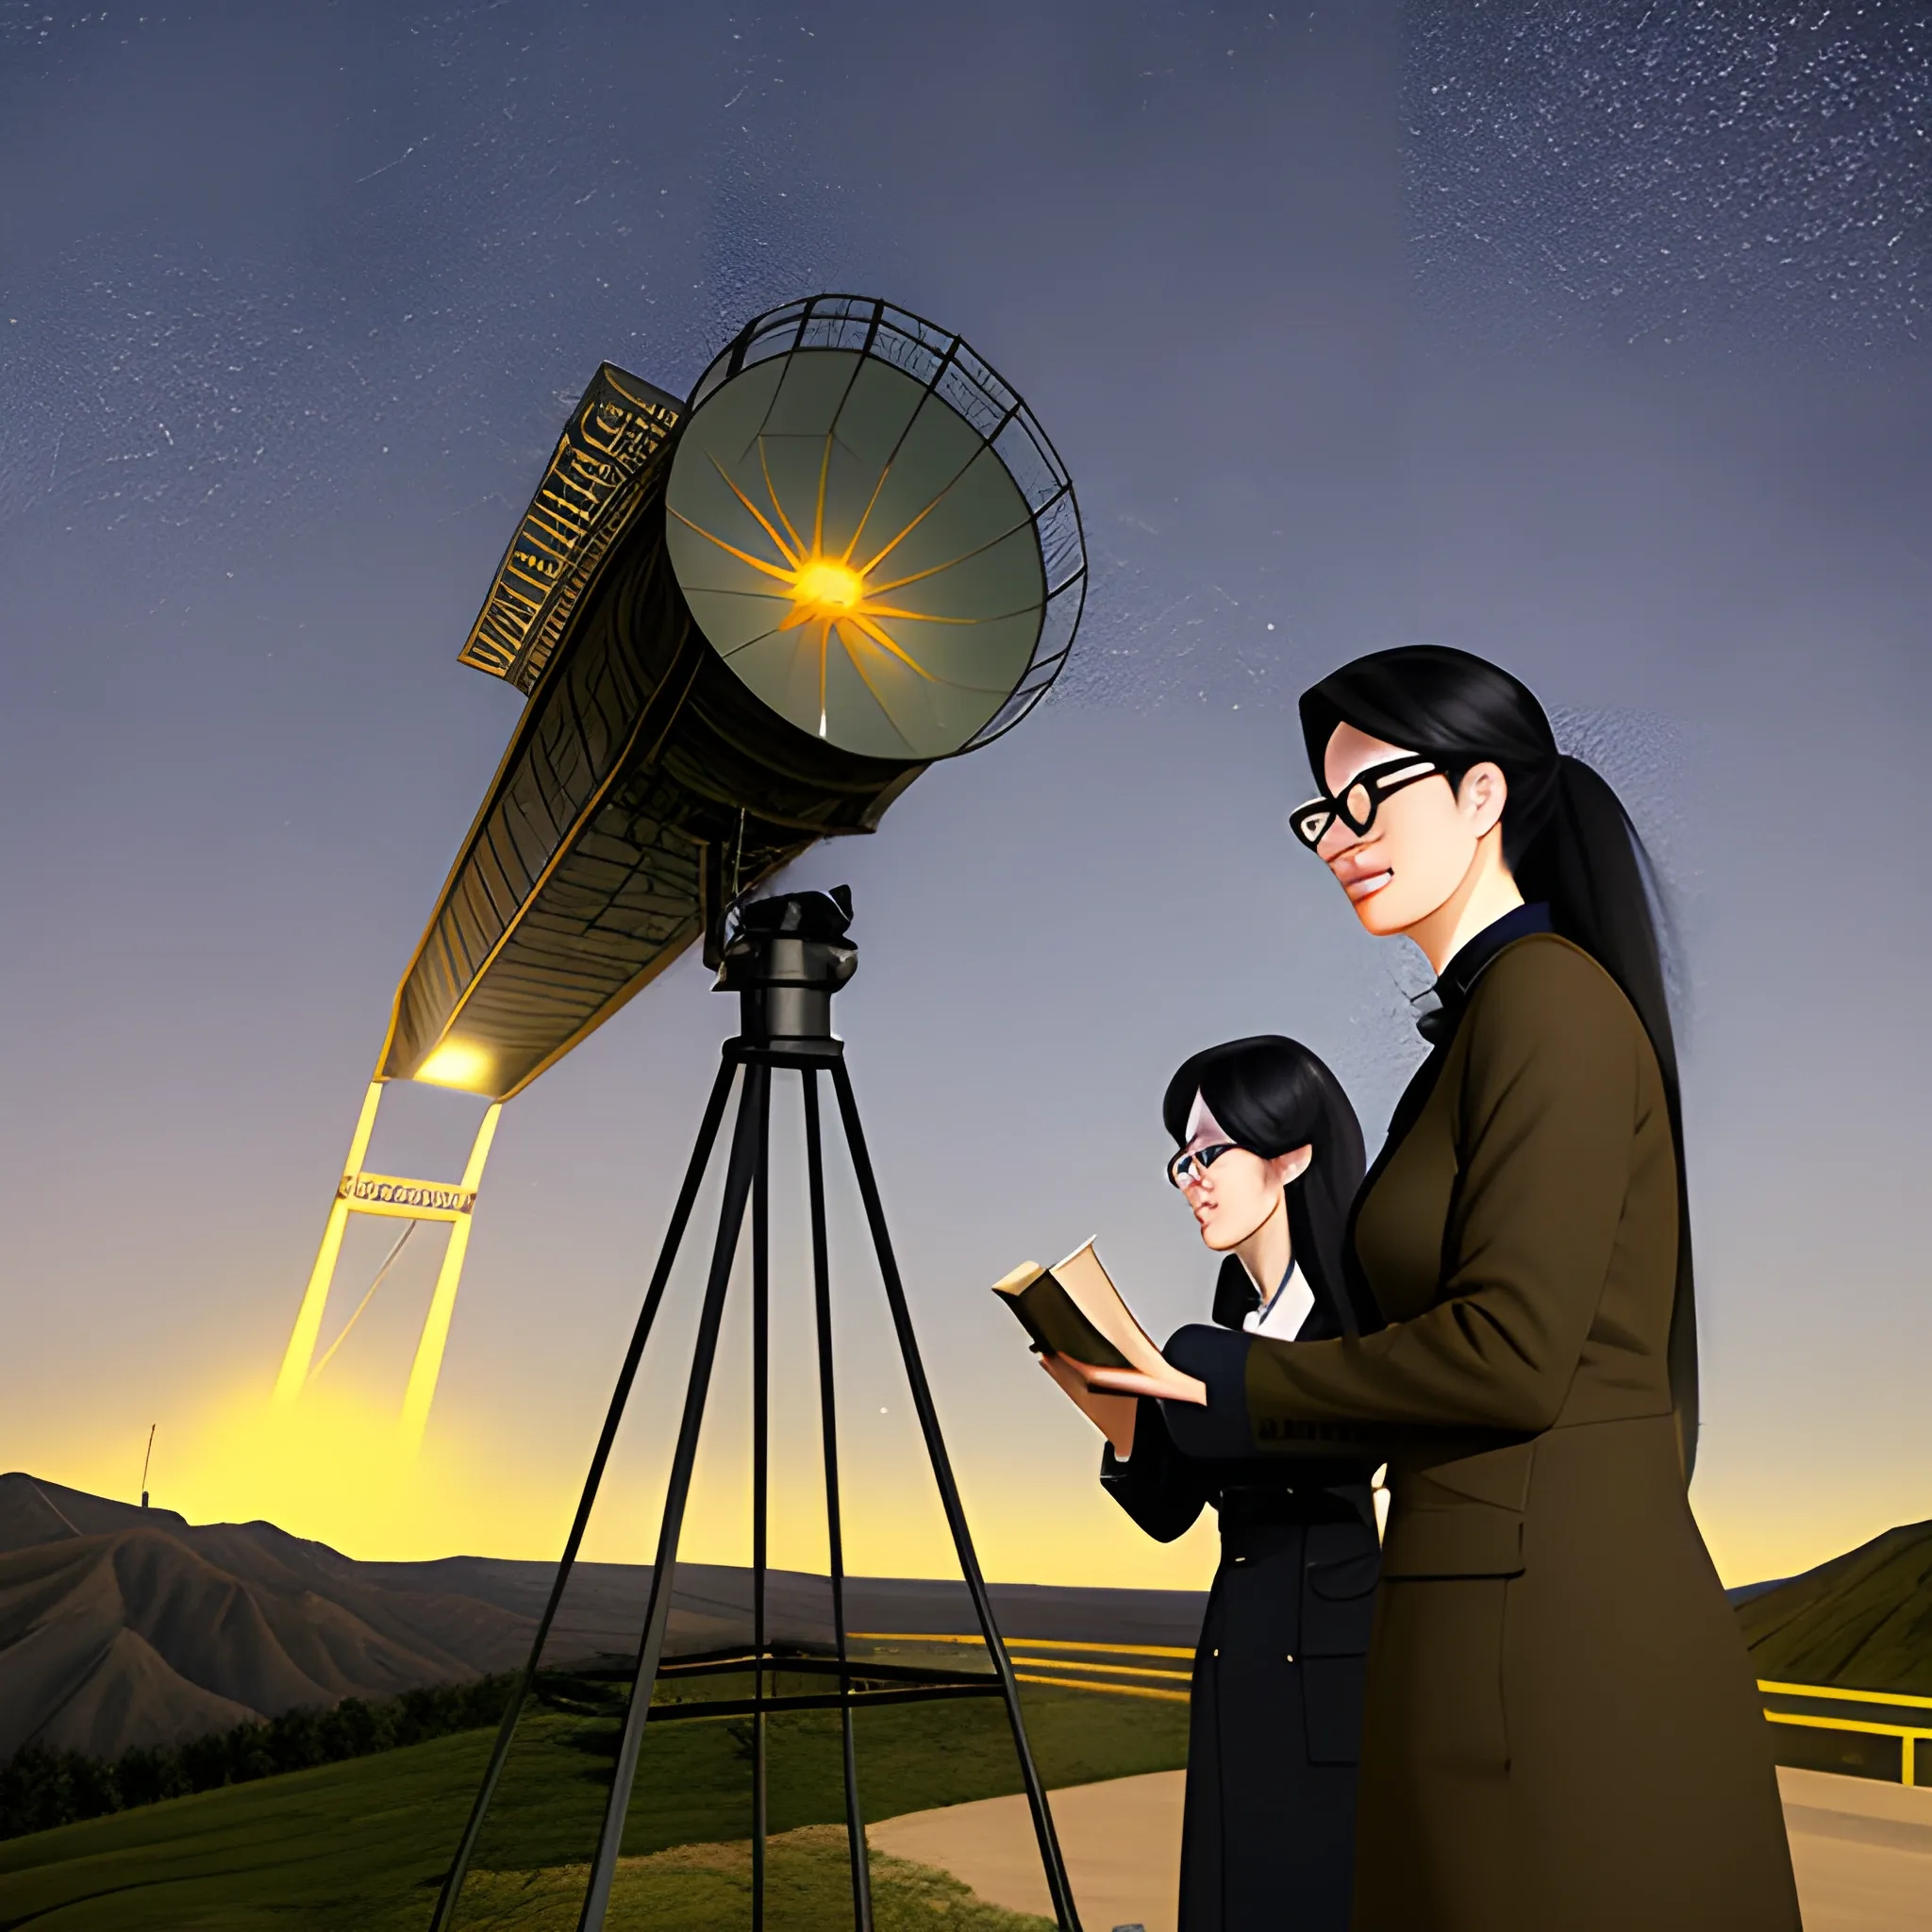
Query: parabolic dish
[{"left": 665, "top": 302, "right": 1079, "bottom": 761}]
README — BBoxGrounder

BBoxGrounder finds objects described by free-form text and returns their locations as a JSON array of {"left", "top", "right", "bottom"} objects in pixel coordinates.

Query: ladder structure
[{"left": 273, "top": 1079, "right": 502, "bottom": 1450}]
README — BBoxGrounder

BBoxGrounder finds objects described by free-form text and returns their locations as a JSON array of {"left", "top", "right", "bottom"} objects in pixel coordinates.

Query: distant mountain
[
  {"left": 1737, "top": 1517, "right": 1932, "bottom": 1694},
  {"left": 355, "top": 1552, "right": 1209, "bottom": 1659},
  {"left": 0, "top": 1475, "right": 534, "bottom": 1759},
  {"left": 21, "top": 1467, "right": 1925, "bottom": 1769},
  {"left": 0, "top": 1474, "right": 1207, "bottom": 1764}
]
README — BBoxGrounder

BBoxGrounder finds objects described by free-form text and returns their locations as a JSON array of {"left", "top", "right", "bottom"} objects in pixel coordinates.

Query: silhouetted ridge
[
  {"left": 0, "top": 1473, "right": 1209, "bottom": 1760},
  {"left": 1738, "top": 1518, "right": 1932, "bottom": 1694},
  {"left": 0, "top": 1474, "right": 532, "bottom": 1757}
]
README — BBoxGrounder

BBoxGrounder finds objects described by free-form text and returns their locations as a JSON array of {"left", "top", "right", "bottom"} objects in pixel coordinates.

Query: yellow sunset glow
[
  {"left": 111, "top": 1381, "right": 561, "bottom": 1562},
  {"left": 21, "top": 1363, "right": 1882, "bottom": 1591}
]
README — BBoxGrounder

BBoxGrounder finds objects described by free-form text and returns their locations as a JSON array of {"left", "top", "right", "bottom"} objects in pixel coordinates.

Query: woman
[
  {"left": 1045, "top": 1036, "right": 1382, "bottom": 1932},
  {"left": 1074, "top": 647, "right": 1799, "bottom": 1930}
]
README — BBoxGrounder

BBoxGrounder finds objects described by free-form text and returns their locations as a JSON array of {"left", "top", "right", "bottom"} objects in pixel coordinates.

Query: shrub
[{"left": 0, "top": 1672, "right": 519, "bottom": 1841}]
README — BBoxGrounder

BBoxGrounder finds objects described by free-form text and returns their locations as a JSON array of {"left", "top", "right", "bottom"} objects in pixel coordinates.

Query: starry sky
[{"left": 0, "top": 0, "right": 1926, "bottom": 1591}]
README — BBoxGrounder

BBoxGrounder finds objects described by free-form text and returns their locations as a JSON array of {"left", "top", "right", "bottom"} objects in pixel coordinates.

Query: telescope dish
[{"left": 666, "top": 297, "right": 1083, "bottom": 761}]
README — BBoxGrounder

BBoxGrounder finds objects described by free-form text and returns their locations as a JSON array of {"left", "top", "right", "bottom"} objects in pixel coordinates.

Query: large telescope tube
[{"left": 275, "top": 295, "right": 1086, "bottom": 1440}]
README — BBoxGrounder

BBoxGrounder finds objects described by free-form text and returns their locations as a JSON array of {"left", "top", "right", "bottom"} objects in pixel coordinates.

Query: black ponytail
[
  {"left": 1163, "top": 1036, "right": 1374, "bottom": 1339},
  {"left": 1298, "top": 645, "right": 1698, "bottom": 1477}
]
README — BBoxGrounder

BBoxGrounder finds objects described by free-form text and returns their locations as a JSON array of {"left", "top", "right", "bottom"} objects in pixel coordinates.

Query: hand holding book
[
  {"left": 1035, "top": 1348, "right": 1138, "bottom": 1457},
  {"left": 991, "top": 1241, "right": 1208, "bottom": 1456},
  {"left": 1074, "top": 1359, "right": 1208, "bottom": 1406}
]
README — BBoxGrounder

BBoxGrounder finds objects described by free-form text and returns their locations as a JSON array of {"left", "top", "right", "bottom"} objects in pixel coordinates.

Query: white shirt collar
[{"left": 1242, "top": 1259, "right": 1314, "bottom": 1339}]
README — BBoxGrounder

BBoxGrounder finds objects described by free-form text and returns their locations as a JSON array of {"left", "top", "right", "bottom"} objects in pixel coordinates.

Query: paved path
[
  {"left": 873, "top": 1773, "right": 1183, "bottom": 1932},
  {"left": 1781, "top": 1767, "right": 1932, "bottom": 1930},
  {"left": 871, "top": 1766, "right": 1932, "bottom": 1931}
]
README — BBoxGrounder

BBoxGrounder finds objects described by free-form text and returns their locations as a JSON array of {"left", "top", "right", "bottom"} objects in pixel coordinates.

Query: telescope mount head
[{"left": 715, "top": 887, "right": 858, "bottom": 1051}]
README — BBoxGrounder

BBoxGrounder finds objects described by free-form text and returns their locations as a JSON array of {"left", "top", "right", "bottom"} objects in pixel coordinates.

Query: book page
[{"left": 1049, "top": 1241, "right": 1167, "bottom": 1376}]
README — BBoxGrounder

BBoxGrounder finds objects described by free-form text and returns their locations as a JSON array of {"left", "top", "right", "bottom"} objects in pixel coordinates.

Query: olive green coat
[{"left": 1243, "top": 934, "right": 1799, "bottom": 1931}]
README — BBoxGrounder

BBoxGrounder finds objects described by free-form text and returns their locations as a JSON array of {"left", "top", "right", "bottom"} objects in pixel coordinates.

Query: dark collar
[{"left": 1411, "top": 902, "right": 1552, "bottom": 1043}]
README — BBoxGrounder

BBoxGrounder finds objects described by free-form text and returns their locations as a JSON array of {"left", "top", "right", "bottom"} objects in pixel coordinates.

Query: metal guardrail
[
  {"left": 852, "top": 1634, "right": 1193, "bottom": 1703},
  {"left": 858, "top": 1641, "right": 1932, "bottom": 1783},
  {"left": 1758, "top": 1679, "right": 1932, "bottom": 1787}
]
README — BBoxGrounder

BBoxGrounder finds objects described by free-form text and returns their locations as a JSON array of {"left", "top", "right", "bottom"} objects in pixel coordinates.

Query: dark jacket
[
  {"left": 1103, "top": 1252, "right": 1381, "bottom": 1932},
  {"left": 1164, "top": 933, "right": 1799, "bottom": 1931}
]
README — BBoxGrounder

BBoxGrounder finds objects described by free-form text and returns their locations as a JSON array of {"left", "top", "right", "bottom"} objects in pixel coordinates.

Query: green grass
[
  {"left": 453, "top": 1826, "right": 1049, "bottom": 1932},
  {"left": 0, "top": 1678, "right": 1186, "bottom": 1930}
]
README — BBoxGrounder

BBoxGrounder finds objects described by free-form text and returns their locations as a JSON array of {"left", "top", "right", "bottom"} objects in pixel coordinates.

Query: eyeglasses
[
  {"left": 1290, "top": 756, "right": 1440, "bottom": 851},
  {"left": 1167, "top": 1142, "right": 1236, "bottom": 1190}
]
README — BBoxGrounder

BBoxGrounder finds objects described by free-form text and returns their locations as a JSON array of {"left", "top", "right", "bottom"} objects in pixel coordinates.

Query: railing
[
  {"left": 852, "top": 1634, "right": 1192, "bottom": 1703},
  {"left": 1758, "top": 1680, "right": 1932, "bottom": 1787},
  {"left": 859, "top": 1640, "right": 1932, "bottom": 1785}
]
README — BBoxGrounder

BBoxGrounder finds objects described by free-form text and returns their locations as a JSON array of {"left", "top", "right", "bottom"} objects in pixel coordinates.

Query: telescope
[
  {"left": 273, "top": 295, "right": 1085, "bottom": 1442},
  {"left": 275, "top": 294, "right": 1091, "bottom": 1932}
]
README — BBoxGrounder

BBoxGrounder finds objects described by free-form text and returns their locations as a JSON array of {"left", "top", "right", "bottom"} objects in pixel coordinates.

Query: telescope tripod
[{"left": 431, "top": 892, "right": 1081, "bottom": 1932}]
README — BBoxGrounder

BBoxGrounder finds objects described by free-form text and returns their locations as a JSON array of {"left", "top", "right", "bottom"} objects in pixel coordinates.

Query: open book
[{"left": 991, "top": 1241, "right": 1167, "bottom": 1386}]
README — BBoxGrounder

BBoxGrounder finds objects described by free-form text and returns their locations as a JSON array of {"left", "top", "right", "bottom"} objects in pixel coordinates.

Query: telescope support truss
[
  {"left": 429, "top": 1034, "right": 1083, "bottom": 1932},
  {"left": 273, "top": 1080, "right": 504, "bottom": 1446}
]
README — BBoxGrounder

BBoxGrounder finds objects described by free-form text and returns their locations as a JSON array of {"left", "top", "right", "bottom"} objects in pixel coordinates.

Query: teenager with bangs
[{"left": 1044, "top": 1034, "right": 1380, "bottom": 1931}]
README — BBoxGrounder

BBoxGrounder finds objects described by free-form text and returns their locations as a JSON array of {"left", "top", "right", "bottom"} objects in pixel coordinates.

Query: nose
[{"left": 1316, "top": 819, "right": 1365, "bottom": 865}]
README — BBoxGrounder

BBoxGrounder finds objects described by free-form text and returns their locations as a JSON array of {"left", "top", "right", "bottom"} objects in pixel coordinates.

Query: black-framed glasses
[
  {"left": 1290, "top": 756, "right": 1440, "bottom": 851},
  {"left": 1168, "top": 1141, "right": 1236, "bottom": 1190}
]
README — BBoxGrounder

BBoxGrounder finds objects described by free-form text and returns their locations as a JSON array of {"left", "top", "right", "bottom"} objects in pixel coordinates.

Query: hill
[
  {"left": 1737, "top": 1517, "right": 1932, "bottom": 1694},
  {"left": 357, "top": 1551, "right": 1208, "bottom": 1657},
  {"left": 0, "top": 1474, "right": 1207, "bottom": 1764},
  {"left": 0, "top": 1475, "right": 536, "bottom": 1759}
]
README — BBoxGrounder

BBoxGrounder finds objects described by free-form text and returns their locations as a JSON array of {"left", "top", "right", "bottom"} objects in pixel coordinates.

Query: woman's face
[
  {"left": 1174, "top": 1136, "right": 1311, "bottom": 1252},
  {"left": 1313, "top": 723, "right": 1507, "bottom": 938}
]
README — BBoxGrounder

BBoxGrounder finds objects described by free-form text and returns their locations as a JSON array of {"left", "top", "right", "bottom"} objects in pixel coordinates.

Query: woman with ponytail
[{"left": 1069, "top": 648, "right": 1798, "bottom": 1929}]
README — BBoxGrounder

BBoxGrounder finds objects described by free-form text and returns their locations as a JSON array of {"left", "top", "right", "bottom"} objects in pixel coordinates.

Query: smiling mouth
[{"left": 1345, "top": 869, "right": 1393, "bottom": 902}]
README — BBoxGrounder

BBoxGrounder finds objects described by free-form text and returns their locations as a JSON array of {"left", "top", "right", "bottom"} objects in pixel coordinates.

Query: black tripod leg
[
  {"left": 803, "top": 1069, "right": 874, "bottom": 1932},
  {"left": 751, "top": 1066, "right": 772, "bottom": 1932},
  {"left": 828, "top": 1060, "right": 1083, "bottom": 1932},
  {"left": 429, "top": 1051, "right": 738, "bottom": 1932},
  {"left": 578, "top": 1059, "right": 768, "bottom": 1932}
]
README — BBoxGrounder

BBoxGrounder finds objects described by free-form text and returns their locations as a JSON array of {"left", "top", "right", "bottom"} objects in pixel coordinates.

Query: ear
[
  {"left": 1266, "top": 1143, "right": 1313, "bottom": 1190},
  {"left": 1457, "top": 760, "right": 1509, "bottom": 841}
]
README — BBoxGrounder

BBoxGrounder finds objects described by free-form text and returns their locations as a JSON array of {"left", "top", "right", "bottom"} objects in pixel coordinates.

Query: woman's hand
[
  {"left": 1037, "top": 1354, "right": 1139, "bottom": 1457},
  {"left": 1057, "top": 1357, "right": 1208, "bottom": 1407}
]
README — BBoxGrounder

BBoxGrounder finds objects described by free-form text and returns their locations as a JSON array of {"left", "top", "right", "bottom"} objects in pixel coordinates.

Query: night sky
[{"left": 1, "top": 0, "right": 1926, "bottom": 1591}]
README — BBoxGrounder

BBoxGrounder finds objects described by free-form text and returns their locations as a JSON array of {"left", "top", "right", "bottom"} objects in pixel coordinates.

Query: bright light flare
[
  {"left": 416, "top": 1039, "right": 493, "bottom": 1091},
  {"left": 790, "top": 557, "right": 865, "bottom": 616},
  {"left": 673, "top": 439, "right": 972, "bottom": 739}
]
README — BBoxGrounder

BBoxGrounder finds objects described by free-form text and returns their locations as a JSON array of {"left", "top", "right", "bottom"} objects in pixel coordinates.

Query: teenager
[{"left": 1045, "top": 1035, "right": 1380, "bottom": 1931}]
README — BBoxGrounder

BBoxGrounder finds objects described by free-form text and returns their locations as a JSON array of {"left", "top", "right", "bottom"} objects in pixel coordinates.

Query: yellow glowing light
[
  {"left": 671, "top": 438, "right": 980, "bottom": 739},
  {"left": 790, "top": 557, "right": 864, "bottom": 616},
  {"left": 416, "top": 1039, "right": 493, "bottom": 1091}
]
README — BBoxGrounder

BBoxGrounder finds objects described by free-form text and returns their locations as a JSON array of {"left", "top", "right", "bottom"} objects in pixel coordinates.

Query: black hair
[
  {"left": 1162, "top": 1035, "right": 1372, "bottom": 1339},
  {"left": 1298, "top": 643, "right": 1697, "bottom": 1474}
]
